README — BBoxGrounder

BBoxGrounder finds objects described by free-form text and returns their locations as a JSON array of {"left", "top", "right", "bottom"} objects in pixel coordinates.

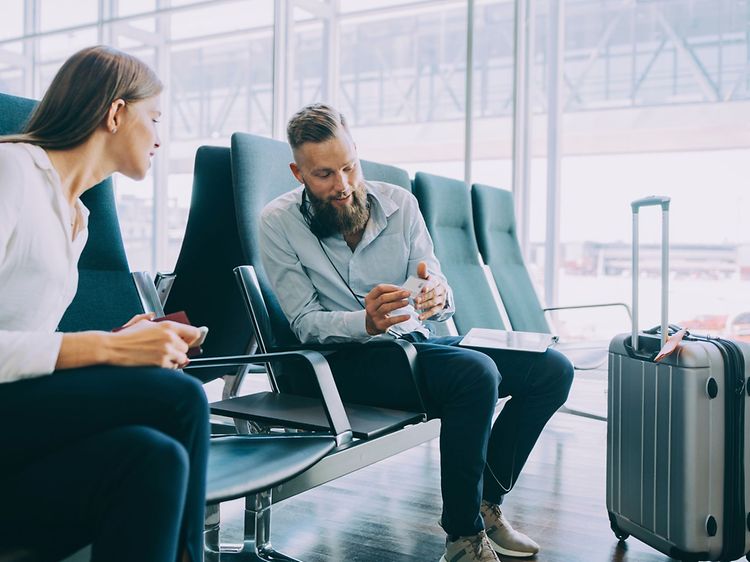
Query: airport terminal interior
[{"left": 1, "top": 0, "right": 749, "bottom": 561}]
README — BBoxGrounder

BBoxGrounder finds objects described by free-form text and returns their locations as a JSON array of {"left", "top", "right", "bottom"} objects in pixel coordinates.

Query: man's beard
[{"left": 305, "top": 182, "right": 370, "bottom": 239}]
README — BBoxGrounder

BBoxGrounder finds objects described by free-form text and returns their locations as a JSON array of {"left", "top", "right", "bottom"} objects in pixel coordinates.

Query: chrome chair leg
[
  {"left": 204, "top": 503, "right": 222, "bottom": 562},
  {"left": 209, "top": 491, "right": 303, "bottom": 562}
]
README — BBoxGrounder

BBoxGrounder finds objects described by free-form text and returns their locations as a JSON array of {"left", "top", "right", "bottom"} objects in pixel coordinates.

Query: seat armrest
[
  {"left": 543, "top": 301, "right": 631, "bottom": 318},
  {"left": 132, "top": 271, "right": 165, "bottom": 316},
  {"left": 154, "top": 271, "right": 177, "bottom": 307},
  {"left": 233, "top": 265, "right": 426, "bottom": 412},
  {"left": 543, "top": 302, "right": 632, "bottom": 343},
  {"left": 187, "top": 350, "right": 353, "bottom": 446},
  {"left": 271, "top": 339, "right": 425, "bottom": 413}
]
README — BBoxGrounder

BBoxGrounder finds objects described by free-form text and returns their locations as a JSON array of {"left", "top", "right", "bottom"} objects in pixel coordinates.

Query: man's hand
[
  {"left": 413, "top": 262, "right": 447, "bottom": 321},
  {"left": 365, "top": 284, "right": 411, "bottom": 335}
]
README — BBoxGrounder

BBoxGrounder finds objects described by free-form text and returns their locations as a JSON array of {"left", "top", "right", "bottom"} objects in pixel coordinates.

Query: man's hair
[{"left": 287, "top": 103, "right": 349, "bottom": 150}]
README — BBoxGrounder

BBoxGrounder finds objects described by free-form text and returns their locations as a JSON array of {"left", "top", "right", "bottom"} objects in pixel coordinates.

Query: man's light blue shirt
[{"left": 260, "top": 180, "right": 454, "bottom": 344}]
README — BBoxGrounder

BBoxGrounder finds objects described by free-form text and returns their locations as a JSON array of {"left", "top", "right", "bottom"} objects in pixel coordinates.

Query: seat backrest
[
  {"left": 471, "top": 183, "right": 550, "bottom": 333},
  {"left": 0, "top": 92, "right": 143, "bottom": 332},
  {"left": 360, "top": 159, "right": 411, "bottom": 191},
  {"left": 230, "top": 132, "right": 415, "bottom": 349},
  {"left": 412, "top": 172, "right": 506, "bottom": 334},
  {"left": 230, "top": 132, "right": 301, "bottom": 351},
  {"left": 164, "top": 146, "right": 255, "bottom": 382}
]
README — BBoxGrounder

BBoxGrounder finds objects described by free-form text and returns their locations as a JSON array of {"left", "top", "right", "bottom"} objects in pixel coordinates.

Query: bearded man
[{"left": 259, "top": 103, "right": 573, "bottom": 562}]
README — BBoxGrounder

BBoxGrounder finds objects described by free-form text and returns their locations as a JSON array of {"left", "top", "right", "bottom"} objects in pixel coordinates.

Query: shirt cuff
[
  {"left": 343, "top": 309, "right": 371, "bottom": 341},
  {"left": 0, "top": 331, "right": 63, "bottom": 384},
  {"left": 24, "top": 332, "right": 63, "bottom": 376}
]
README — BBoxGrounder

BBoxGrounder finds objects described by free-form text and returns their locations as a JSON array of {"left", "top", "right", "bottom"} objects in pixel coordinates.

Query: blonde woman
[{"left": 0, "top": 46, "right": 208, "bottom": 562}]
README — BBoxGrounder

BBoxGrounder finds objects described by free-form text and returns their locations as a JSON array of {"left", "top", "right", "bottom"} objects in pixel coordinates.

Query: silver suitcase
[{"left": 607, "top": 196, "right": 750, "bottom": 561}]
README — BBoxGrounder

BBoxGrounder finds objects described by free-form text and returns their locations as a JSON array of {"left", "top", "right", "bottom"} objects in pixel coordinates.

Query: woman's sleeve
[
  {"left": 0, "top": 148, "right": 22, "bottom": 266},
  {"left": 0, "top": 332, "right": 64, "bottom": 383},
  {"left": 0, "top": 148, "right": 64, "bottom": 384}
]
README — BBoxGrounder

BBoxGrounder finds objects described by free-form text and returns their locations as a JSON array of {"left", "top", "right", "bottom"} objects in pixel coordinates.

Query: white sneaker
[
  {"left": 480, "top": 501, "right": 540, "bottom": 558},
  {"left": 439, "top": 530, "right": 500, "bottom": 562}
]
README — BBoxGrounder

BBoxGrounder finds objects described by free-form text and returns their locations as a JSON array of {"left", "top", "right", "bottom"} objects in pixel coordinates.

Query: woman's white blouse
[{"left": 0, "top": 143, "right": 89, "bottom": 384}]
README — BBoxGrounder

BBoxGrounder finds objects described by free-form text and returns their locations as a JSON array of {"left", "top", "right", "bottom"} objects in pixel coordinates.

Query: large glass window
[
  {"left": 534, "top": 0, "right": 750, "bottom": 341},
  {"left": 39, "top": 0, "right": 99, "bottom": 32},
  {"left": 339, "top": 2, "right": 469, "bottom": 178},
  {"left": 0, "top": 0, "right": 24, "bottom": 40},
  {"left": 469, "top": 0, "right": 515, "bottom": 190},
  {"left": 2, "top": 0, "right": 748, "bottom": 344}
]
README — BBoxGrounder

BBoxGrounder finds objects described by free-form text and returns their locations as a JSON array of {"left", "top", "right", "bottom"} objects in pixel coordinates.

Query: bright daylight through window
[{"left": 0, "top": 0, "right": 748, "bottom": 344}]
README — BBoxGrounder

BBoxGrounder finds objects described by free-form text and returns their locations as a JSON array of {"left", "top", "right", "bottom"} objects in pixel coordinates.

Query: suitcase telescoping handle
[{"left": 631, "top": 196, "right": 671, "bottom": 351}]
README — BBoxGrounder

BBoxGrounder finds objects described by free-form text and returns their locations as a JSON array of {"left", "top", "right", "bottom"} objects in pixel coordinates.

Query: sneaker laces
[
  {"left": 469, "top": 531, "right": 495, "bottom": 558},
  {"left": 484, "top": 503, "right": 509, "bottom": 530}
]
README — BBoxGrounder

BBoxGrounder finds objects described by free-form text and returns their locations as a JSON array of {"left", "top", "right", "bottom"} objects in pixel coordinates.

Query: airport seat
[
  {"left": 411, "top": 171, "right": 619, "bottom": 421},
  {"left": 411, "top": 172, "right": 508, "bottom": 334},
  {"left": 0, "top": 92, "right": 353, "bottom": 562},
  {"left": 471, "top": 183, "right": 635, "bottom": 421},
  {"left": 161, "top": 146, "right": 255, "bottom": 385},
  {"left": 0, "top": 92, "right": 34, "bottom": 133},
  {"left": 471, "top": 183, "right": 630, "bottom": 366},
  {"left": 226, "top": 132, "right": 431, "bottom": 413},
  {"left": 164, "top": 141, "right": 424, "bottom": 431},
  {"left": 154, "top": 135, "right": 435, "bottom": 558},
  {"left": 360, "top": 158, "right": 412, "bottom": 191}
]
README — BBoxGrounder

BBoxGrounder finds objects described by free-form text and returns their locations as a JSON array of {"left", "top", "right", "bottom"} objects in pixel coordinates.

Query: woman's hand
[
  {"left": 56, "top": 319, "right": 202, "bottom": 371},
  {"left": 120, "top": 311, "right": 156, "bottom": 328},
  {"left": 105, "top": 319, "right": 202, "bottom": 369}
]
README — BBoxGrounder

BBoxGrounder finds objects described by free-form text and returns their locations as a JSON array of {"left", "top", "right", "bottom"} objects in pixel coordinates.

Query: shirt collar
[
  {"left": 18, "top": 143, "right": 90, "bottom": 225},
  {"left": 364, "top": 180, "right": 400, "bottom": 218},
  {"left": 18, "top": 142, "right": 55, "bottom": 172}
]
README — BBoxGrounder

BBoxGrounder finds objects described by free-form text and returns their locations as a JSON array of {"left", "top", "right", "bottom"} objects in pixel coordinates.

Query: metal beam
[
  {"left": 272, "top": 0, "right": 291, "bottom": 140},
  {"left": 631, "top": 37, "right": 668, "bottom": 99},
  {"left": 725, "top": 64, "right": 748, "bottom": 102},
  {"left": 565, "top": 0, "right": 633, "bottom": 110},
  {"left": 293, "top": 0, "right": 334, "bottom": 19},
  {"left": 651, "top": 4, "right": 720, "bottom": 102},
  {"left": 152, "top": 0, "right": 171, "bottom": 273},
  {"left": 512, "top": 0, "right": 533, "bottom": 258},
  {"left": 113, "top": 22, "right": 165, "bottom": 47},
  {"left": 24, "top": 0, "right": 38, "bottom": 96},
  {"left": 544, "top": 0, "right": 564, "bottom": 310},
  {"left": 464, "top": 0, "right": 475, "bottom": 186},
  {"left": 0, "top": 0, "right": 254, "bottom": 46},
  {"left": 0, "top": 49, "right": 29, "bottom": 67},
  {"left": 323, "top": 0, "right": 339, "bottom": 107}
]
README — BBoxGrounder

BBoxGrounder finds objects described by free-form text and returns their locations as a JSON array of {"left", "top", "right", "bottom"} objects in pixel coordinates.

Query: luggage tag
[{"left": 654, "top": 328, "right": 687, "bottom": 362}]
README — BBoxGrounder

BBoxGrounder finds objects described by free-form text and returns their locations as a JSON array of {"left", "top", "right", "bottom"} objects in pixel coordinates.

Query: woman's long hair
[{"left": 0, "top": 45, "right": 162, "bottom": 149}]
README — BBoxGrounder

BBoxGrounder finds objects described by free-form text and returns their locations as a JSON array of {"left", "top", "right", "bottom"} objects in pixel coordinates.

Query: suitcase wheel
[{"left": 608, "top": 511, "right": 629, "bottom": 542}]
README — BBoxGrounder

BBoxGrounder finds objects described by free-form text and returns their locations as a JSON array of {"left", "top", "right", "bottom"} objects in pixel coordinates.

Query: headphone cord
[{"left": 303, "top": 188, "right": 402, "bottom": 339}]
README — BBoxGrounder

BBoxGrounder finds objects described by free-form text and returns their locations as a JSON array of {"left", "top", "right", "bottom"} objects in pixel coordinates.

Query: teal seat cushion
[
  {"left": 360, "top": 159, "right": 411, "bottom": 191},
  {"left": 0, "top": 92, "right": 36, "bottom": 135}
]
